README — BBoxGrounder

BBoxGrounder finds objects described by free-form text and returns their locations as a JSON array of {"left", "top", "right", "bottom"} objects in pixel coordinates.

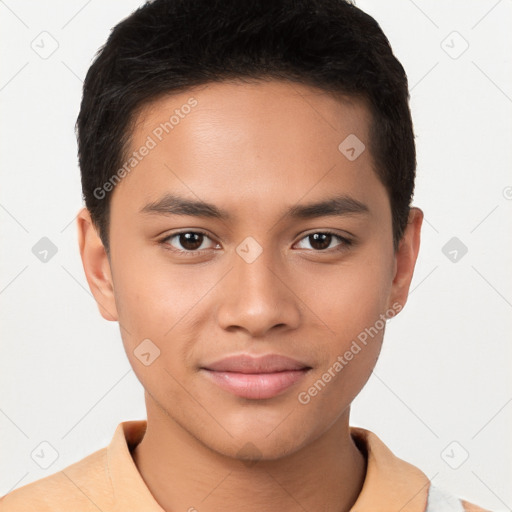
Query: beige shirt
[{"left": 0, "top": 420, "right": 488, "bottom": 511}]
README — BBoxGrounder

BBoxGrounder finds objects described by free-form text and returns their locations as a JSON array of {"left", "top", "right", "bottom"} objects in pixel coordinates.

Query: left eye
[{"left": 295, "top": 232, "right": 349, "bottom": 251}]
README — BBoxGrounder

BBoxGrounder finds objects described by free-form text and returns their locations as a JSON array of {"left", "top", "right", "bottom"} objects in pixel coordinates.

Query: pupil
[
  {"left": 180, "top": 232, "right": 203, "bottom": 250},
  {"left": 311, "top": 233, "right": 330, "bottom": 250}
]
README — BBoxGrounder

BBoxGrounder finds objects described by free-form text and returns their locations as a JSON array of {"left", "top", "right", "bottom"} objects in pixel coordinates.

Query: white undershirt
[{"left": 426, "top": 485, "right": 465, "bottom": 512}]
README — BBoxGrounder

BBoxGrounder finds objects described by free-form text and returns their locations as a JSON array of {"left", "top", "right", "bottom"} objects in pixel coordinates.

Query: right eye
[{"left": 160, "top": 230, "right": 220, "bottom": 255}]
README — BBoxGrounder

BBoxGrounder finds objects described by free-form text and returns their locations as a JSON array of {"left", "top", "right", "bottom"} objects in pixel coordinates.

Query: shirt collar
[
  {"left": 107, "top": 420, "right": 165, "bottom": 512},
  {"left": 349, "top": 427, "right": 430, "bottom": 511},
  {"left": 107, "top": 420, "right": 430, "bottom": 512}
]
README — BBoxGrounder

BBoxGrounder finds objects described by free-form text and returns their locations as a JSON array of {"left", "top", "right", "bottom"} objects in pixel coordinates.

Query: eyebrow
[{"left": 140, "top": 193, "right": 369, "bottom": 221}]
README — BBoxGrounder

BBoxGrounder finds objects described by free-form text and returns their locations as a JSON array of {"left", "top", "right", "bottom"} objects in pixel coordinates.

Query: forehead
[
  {"left": 136, "top": 79, "right": 371, "bottom": 149},
  {"left": 110, "top": 79, "right": 385, "bottom": 223}
]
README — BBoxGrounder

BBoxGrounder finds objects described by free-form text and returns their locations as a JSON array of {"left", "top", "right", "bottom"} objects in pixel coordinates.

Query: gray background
[{"left": 1, "top": 0, "right": 511, "bottom": 509}]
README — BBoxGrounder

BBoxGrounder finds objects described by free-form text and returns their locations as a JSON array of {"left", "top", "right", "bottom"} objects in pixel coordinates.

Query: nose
[{"left": 215, "top": 244, "right": 301, "bottom": 338}]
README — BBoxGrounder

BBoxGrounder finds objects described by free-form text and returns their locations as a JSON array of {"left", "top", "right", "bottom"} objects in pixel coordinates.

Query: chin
[{"left": 198, "top": 415, "right": 319, "bottom": 463}]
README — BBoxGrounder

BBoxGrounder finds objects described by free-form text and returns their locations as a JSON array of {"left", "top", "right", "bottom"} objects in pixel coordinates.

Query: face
[{"left": 78, "top": 80, "right": 422, "bottom": 461}]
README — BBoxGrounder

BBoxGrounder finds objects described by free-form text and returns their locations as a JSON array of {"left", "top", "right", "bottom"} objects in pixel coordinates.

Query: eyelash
[{"left": 159, "top": 230, "right": 353, "bottom": 257}]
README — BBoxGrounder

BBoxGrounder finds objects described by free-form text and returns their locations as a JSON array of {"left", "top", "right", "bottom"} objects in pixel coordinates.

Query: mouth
[{"left": 200, "top": 353, "right": 312, "bottom": 400}]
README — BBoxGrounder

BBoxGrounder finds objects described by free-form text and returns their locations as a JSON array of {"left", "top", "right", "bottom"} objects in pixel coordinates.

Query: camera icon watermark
[
  {"left": 503, "top": 186, "right": 512, "bottom": 200},
  {"left": 440, "top": 441, "right": 469, "bottom": 469},
  {"left": 236, "top": 441, "right": 263, "bottom": 468},
  {"left": 31, "top": 441, "right": 59, "bottom": 469},
  {"left": 236, "top": 236, "right": 263, "bottom": 264},
  {"left": 32, "top": 237, "right": 58, "bottom": 263},
  {"left": 134, "top": 338, "right": 161, "bottom": 366},
  {"left": 30, "top": 31, "right": 59, "bottom": 60},
  {"left": 338, "top": 134, "right": 366, "bottom": 161},
  {"left": 441, "top": 237, "right": 468, "bottom": 263},
  {"left": 441, "top": 31, "right": 469, "bottom": 60}
]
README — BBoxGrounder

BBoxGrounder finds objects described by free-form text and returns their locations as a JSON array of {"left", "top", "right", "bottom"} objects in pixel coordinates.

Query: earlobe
[
  {"left": 389, "top": 207, "right": 423, "bottom": 311},
  {"left": 76, "top": 207, "right": 118, "bottom": 322}
]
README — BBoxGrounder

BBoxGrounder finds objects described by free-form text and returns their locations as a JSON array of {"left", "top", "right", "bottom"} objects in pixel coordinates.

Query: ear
[
  {"left": 76, "top": 207, "right": 118, "bottom": 321},
  {"left": 388, "top": 207, "right": 423, "bottom": 310}
]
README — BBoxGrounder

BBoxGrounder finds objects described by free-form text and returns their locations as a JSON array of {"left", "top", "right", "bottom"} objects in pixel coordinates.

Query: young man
[{"left": 1, "top": 0, "right": 489, "bottom": 511}]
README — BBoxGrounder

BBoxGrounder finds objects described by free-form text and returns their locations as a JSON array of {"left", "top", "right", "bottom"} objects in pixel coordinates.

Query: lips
[
  {"left": 200, "top": 354, "right": 311, "bottom": 400},
  {"left": 203, "top": 354, "right": 309, "bottom": 373}
]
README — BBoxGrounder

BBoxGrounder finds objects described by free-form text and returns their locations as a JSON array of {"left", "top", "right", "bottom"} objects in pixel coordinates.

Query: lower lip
[{"left": 201, "top": 369, "right": 309, "bottom": 399}]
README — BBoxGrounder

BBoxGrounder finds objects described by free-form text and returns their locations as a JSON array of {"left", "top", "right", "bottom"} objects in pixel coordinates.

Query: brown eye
[
  {"left": 296, "top": 232, "right": 350, "bottom": 252},
  {"left": 308, "top": 233, "right": 332, "bottom": 250},
  {"left": 163, "top": 231, "right": 217, "bottom": 253},
  {"left": 177, "top": 232, "right": 204, "bottom": 251}
]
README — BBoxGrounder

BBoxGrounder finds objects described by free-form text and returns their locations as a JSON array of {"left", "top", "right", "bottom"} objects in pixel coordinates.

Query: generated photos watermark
[
  {"left": 93, "top": 97, "right": 198, "bottom": 200},
  {"left": 298, "top": 301, "right": 402, "bottom": 405}
]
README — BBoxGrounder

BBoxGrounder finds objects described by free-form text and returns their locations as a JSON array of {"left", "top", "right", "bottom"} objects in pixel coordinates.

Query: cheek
[
  {"left": 111, "top": 265, "right": 196, "bottom": 397},
  {"left": 111, "top": 243, "right": 199, "bottom": 331},
  {"left": 303, "top": 248, "right": 393, "bottom": 338},
  {"left": 296, "top": 268, "right": 391, "bottom": 419},
  {"left": 110, "top": 249, "right": 219, "bottom": 380},
  {"left": 299, "top": 242, "right": 394, "bottom": 390}
]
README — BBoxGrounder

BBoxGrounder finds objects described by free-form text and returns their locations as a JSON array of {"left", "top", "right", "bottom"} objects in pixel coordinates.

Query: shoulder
[
  {"left": 350, "top": 427, "right": 491, "bottom": 512},
  {"left": 0, "top": 447, "right": 114, "bottom": 511}
]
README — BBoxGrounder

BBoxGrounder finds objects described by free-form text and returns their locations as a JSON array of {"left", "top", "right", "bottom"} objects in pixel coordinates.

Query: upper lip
[{"left": 202, "top": 354, "right": 311, "bottom": 374}]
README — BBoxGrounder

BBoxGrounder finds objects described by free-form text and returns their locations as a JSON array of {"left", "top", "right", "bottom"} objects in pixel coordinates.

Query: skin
[{"left": 77, "top": 80, "right": 423, "bottom": 512}]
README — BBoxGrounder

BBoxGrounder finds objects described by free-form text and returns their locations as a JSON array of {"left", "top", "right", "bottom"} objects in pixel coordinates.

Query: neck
[{"left": 132, "top": 396, "right": 366, "bottom": 512}]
